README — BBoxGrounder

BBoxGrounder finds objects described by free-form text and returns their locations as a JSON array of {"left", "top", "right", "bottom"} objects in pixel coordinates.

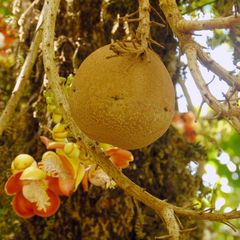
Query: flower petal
[
  {"left": 12, "top": 191, "right": 35, "bottom": 219},
  {"left": 47, "top": 176, "right": 74, "bottom": 196},
  {"left": 58, "top": 177, "right": 75, "bottom": 196},
  {"left": 74, "top": 164, "right": 85, "bottom": 191},
  {"left": 47, "top": 176, "right": 63, "bottom": 196},
  {"left": 33, "top": 190, "right": 60, "bottom": 217},
  {"left": 40, "top": 152, "right": 75, "bottom": 196},
  {"left": 81, "top": 172, "right": 89, "bottom": 192},
  {"left": 57, "top": 154, "right": 75, "bottom": 177},
  {"left": 105, "top": 148, "right": 134, "bottom": 169},
  {"left": 40, "top": 151, "right": 74, "bottom": 178},
  {"left": 40, "top": 136, "right": 65, "bottom": 150},
  {"left": 5, "top": 172, "right": 22, "bottom": 195}
]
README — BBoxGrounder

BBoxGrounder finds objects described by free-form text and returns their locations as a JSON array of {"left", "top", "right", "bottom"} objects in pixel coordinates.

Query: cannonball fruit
[{"left": 68, "top": 44, "right": 175, "bottom": 150}]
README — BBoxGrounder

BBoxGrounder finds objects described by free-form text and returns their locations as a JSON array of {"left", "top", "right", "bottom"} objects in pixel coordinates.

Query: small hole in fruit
[
  {"left": 164, "top": 107, "right": 168, "bottom": 112},
  {"left": 111, "top": 96, "right": 122, "bottom": 101}
]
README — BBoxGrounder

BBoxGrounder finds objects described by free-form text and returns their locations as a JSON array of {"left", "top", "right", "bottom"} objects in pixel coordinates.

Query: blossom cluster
[{"left": 5, "top": 123, "right": 134, "bottom": 218}]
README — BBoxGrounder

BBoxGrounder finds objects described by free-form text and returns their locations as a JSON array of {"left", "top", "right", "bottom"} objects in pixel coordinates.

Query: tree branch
[
  {"left": 137, "top": 0, "right": 150, "bottom": 50},
  {"left": 0, "top": 6, "right": 44, "bottom": 137},
  {"left": 177, "top": 15, "right": 240, "bottom": 32},
  {"left": 185, "top": 45, "right": 240, "bottom": 118},
  {"left": 159, "top": 208, "right": 180, "bottom": 240},
  {"left": 159, "top": 0, "right": 240, "bottom": 131},
  {"left": 196, "top": 46, "right": 240, "bottom": 90},
  {"left": 178, "top": 78, "right": 195, "bottom": 113}
]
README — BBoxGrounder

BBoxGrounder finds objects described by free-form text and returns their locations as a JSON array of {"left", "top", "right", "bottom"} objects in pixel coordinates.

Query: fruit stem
[{"left": 137, "top": 0, "right": 150, "bottom": 51}]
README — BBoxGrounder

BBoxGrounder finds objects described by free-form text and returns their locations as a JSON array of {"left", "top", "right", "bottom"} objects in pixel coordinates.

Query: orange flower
[
  {"left": 172, "top": 112, "right": 197, "bottom": 143},
  {"left": 5, "top": 172, "right": 60, "bottom": 219},
  {"left": 105, "top": 147, "right": 134, "bottom": 169},
  {"left": 0, "top": 16, "right": 16, "bottom": 56}
]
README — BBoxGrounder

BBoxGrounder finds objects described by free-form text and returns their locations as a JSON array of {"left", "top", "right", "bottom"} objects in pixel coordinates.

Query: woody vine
[{"left": 1, "top": 0, "right": 240, "bottom": 239}]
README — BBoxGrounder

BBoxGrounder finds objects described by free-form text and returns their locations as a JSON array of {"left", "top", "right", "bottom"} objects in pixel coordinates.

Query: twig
[
  {"left": 12, "top": 0, "right": 22, "bottom": 28},
  {"left": 150, "top": 20, "right": 165, "bottom": 28},
  {"left": 181, "top": 0, "right": 215, "bottom": 15},
  {"left": 177, "top": 15, "right": 240, "bottom": 32},
  {"left": 178, "top": 78, "right": 195, "bottom": 113},
  {"left": 18, "top": 0, "right": 41, "bottom": 29},
  {"left": 155, "top": 234, "right": 172, "bottom": 239},
  {"left": 221, "top": 220, "right": 237, "bottom": 232},
  {"left": 148, "top": 37, "right": 164, "bottom": 48},
  {"left": 196, "top": 100, "right": 204, "bottom": 122},
  {"left": 0, "top": 6, "right": 44, "bottom": 137},
  {"left": 196, "top": 46, "right": 240, "bottom": 91},
  {"left": 150, "top": 5, "right": 166, "bottom": 24}
]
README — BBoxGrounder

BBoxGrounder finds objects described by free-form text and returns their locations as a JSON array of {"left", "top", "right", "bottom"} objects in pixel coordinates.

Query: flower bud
[
  {"left": 11, "top": 154, "right": 35, "bottom": 173},
  {"left": 20, "top": 166, "right": 46, "bottom": 180},
  {"left": 64, "top": 143, "right": 80, "bottom": 159}
]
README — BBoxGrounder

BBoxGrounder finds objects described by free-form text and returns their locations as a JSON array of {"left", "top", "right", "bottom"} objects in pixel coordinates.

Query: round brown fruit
[{"left": 68, "top": 44, "right": 175, "bottom": 150}]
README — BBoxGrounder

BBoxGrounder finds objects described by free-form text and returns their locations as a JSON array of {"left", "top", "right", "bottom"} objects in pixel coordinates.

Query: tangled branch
[{"left": 159, "top": 0, "right": 240, "bottom": 132}]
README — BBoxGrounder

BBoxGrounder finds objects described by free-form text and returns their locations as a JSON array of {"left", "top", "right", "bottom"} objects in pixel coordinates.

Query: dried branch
[
  {"left": 110, "top": 0, "right": 151, "bottom": 56},
  {"left": 177, "top": 15, "right": 240, "bottom": 32},
  {"left": 18, "top": 0, "right": 42, "bottom": 42},
  {"left": 159, "top": 0, "right": 240, "bottom": 132},
  {"left": 0, "top": 6, "right": 45, "bottom": 137},
  {"left": 196, "top": 46, "right": 240, "bottom": 90},
  {"left": 12, "top": 0, "right": 22, "bottom": 28},
  {"left": 185, "top": 45, "right": 240, "bottom": 118}
]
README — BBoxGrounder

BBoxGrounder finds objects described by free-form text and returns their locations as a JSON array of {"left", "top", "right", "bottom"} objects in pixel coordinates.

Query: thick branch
[
  {"left": 0, "top": 9, "right": 44, "bottom": 136},
  {"left": 177, "top": 15, "right": 240, "bottom": 32}
]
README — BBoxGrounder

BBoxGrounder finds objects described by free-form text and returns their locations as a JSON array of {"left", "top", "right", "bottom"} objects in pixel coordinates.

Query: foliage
[{"left": 0, "top": 0, "right": 12, "bottom": 16}]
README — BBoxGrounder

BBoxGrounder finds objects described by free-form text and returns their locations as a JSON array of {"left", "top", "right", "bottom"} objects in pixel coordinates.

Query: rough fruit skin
[{"left": 68, "top": 44, "right": 175, "bottom": 150}]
